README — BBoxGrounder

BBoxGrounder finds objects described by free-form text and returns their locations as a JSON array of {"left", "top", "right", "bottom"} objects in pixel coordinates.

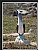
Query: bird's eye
[{"left": 20, "top": 11, "right": 23, "bottom": 12}]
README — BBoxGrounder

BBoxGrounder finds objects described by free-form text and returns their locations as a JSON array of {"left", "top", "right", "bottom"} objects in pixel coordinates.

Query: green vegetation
[{"left": 3, "top": 16, "right": 17, "bottom": 34}]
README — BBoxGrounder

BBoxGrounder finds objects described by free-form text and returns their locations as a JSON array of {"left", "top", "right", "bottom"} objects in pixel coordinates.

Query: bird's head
[{"left": 13, "top": 9, "right": 24, "bottom": 16}]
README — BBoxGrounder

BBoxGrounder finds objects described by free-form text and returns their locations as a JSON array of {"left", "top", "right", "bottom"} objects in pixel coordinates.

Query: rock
[
  {"left": 15, "top": 35, "right": 29, "bottom": 45},
  {"left": 30, "top": 42, "right": 37, "bottom": 46}
]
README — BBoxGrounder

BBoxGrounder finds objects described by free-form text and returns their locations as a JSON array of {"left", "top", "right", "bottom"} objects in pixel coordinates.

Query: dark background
[
  {"left": 0, "top": 0, "right": 38, "bottom": 50},
  {"left": 0, "top": 0, "right": 38, "bottom": 2}
]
